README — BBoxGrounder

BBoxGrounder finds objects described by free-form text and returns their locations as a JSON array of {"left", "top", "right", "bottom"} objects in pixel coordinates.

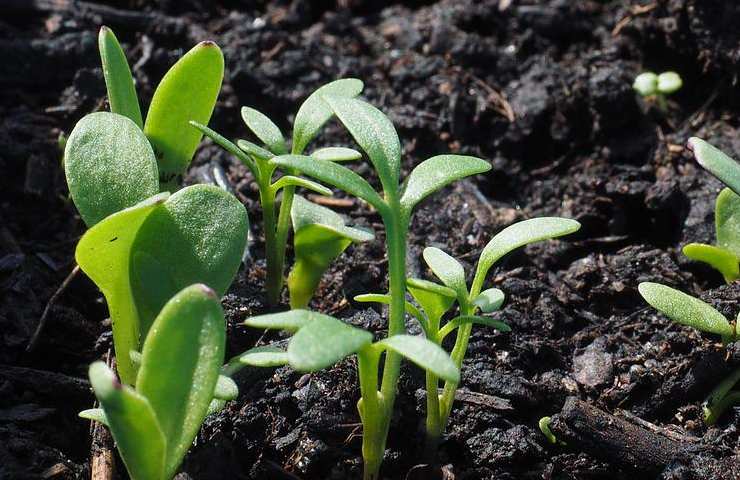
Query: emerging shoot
[{"left": 633, "top": 71, "right": 682, "bottom": 110}]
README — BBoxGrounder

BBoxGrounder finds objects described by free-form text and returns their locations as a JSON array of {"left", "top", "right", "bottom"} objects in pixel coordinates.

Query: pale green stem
[
  {"left": 270, "top": 185, "right": 295, "bottom": 305},
  {"left": 357, "top": 346, "right": 384, "bottom": 480},
  {"left": 260, "top": 181, "right": 281, "bottom": 306}
]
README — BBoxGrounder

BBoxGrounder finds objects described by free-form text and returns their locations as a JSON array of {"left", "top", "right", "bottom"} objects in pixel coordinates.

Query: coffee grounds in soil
[{"left": 2, "top": 1, "right": 739, "bottom": 479}]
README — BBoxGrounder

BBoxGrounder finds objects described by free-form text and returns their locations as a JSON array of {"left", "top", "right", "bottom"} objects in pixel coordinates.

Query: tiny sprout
[
  {"left": 638, "top": 282, "right": 739, "bottom": 423},
  {"left": 287, "top": 195, "right": 374, "bottom": 309},
  {"left": 80, "top": 284, "right": 226, "bottom": 480},
  {"left": 193, "top": 79, "right": 364, "bottom": 305},
  {"left": 538, "top": 416, "right": 565, "bottom": 445},
  {"left": 633, "top": 71, "right": 682, "bottom": 110},
  {"left": 683, "top": 138, "right": 740, "bottom": 282}
]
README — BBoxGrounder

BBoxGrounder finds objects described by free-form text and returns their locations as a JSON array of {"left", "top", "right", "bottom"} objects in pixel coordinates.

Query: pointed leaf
[
  {"left": 683, "top": 243, "right": 739, "bottom": 283},
  {"left": 237, "top": 139, "right": 274, "bottom": 162},
  {"left": 377, "top": 335, "right": 459, "bottom": 383},
  {"left": 400, "top": 155, "right": 491, "bottom": 211},
  {"left": 236, "top": 346, "right": 289, "bottom": 367},
  {"left": 98, "top": 27, "right": 143, "bottom": 127},
  {"left": 292, "top": 78, "right": 363, "bottom": 154},
  {"left": 422, "top": 247, "right": 468, "bottom": 299},
  {"left": 88, "top": 362, "right": 166, "bottom": 480},
  {"left": 688, "top": 137, "right": 740, "bottom": 195},
  {"left": 130, "top": 185, "right": 248, "bottom": 338},
  {"left": 213, "top": 375, "right": 238, "bottom": 401},
  {"left": 79, "top": 408, "right": 109, "bottom": 426},
  {"left": 716, "top": 187, "right": 740, "bottom": 257},
  {"left": 353, "top": 293, "right": 427, "bottom": 329},
  {"left": 324, "top": 96, "right": 401, "bottom": 192},
  {"left": 271, "top": 154, "right": 386, "bottom": 211},
  {"left": 75, "top": 193, "right": 169, "bottom": 383},
  {"left": 438, "top": 315, "right": 510, "bottom": 341},
  {"left": 473, "top": 288, "right": 505, "bottom": 313},
  {"left": 311, "top": 146, "right": 362, "bottom": 162},
  {"left": 64, "top": 112, "right": 159, "bottom": 227},
  {"left": 244, "top": 309, "right": 315, "bottom": 332},
  {"left": 271, "top": 176, "right": 332, "bottom": 196},
  {"left": 241, "top": 106, "right": 287, "bottom": 155},
  {"left": 190, "top": 121, "right": 258, "bottom": 179},
  {"left": 287, "top": 313, "right": 373, "bottom": 371},
  {"left": 406, "top": 278, "right": 456, "bottom": 323},
  {"left": 638, "top": 282, "right": 734, "bottom": 338},
  {"left": 136, "top": 284, "right": 225, "bottom": 479},
  {"left": 144, "top": 41, "right": 224, "bottom": 186}
]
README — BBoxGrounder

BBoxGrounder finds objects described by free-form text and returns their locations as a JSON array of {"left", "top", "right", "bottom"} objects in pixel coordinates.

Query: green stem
[
  {"left": 703, "top": 366, "right": 740, "bottom": 424},
  {"left": 358, "top": 346, "right": 384, "bottom": 480},
  {"left": 424, "top": 369, "right": 442, "bottom": 461},
  {"left": 270, "top": 185, "right": 295, "bottom": 305},
  {"left": 260, "top": 182, "right": 281, "bottom": 306}
]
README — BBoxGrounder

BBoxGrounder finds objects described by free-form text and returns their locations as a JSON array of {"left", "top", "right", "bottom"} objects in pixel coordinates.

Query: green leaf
[
  {"left": 144, "top": 41, "right": 224, "bottom": 186},
  {"left": 657, "top": 71, "right": 682, "bottom": 94},
  {"left": 241, "top": 106, "right": 287, "bottom": 155},
  {"left": 400, "top": 155, "right": 491, "bottom": 211},
  {"left": 638, "top": 282, "right": 734, "bottom": 339},
  {"left": 311, "top": 146, "right": 362, "bottom": 162},
  {"left": 88, "top": 362, "right": 166, "bottom": 480},
  {"left": 206, "top": 399, "right": 227, "bottom": 416},
  {"left": 237, "top": 139, "right": 275, "bottom": 162},
  {"left": 244, "top": 309, "right": 316, "bottom": 332},
  {"left": 703, "top": 366, "right": 740, "bottom": 424},
  {"left": 683, "top": 243, "right": 739, "bottom": 283},
  {"left": 473, "top": 288, "right": 505, "bottom": 313},
  {"left": 271, "top": 154, "right": 386, "bottom": 211},
  {"left": 422, "top": 247, "right": 468, "bottom": 300},
  {"left": 79, "top": 408, "right": 109, "bottom": 426},
  {"left": 323, "top": 96, "right": 401, "bottom": 193},
  {"left": 716, "top": 187, "right": 740, "bottom": 257},
  {"left": 292, "top": 78, "right": 363, "bottom": 155},
  {"left": 64, "top": 112, "right": 159, "bottom": 227},
  {"left": 377, "top": 335, "right": 459, "bottom": 383},
  {"left": 98, "top": 27, "right": 143, "bottom": 128},
  {"left": 189, "top": 121, "right": 258, "bottom": 179},
  {"left": 136, "top": 284, "right": 225, "bottom": 479},
  {"left": 287, "top": 313, "right": 373, "bottom": 371},
  {"left": 271, "top": 176, "right": 332, "bottom": 196},
  {"left": 353, "top": 293, "right": 427, "bottom": 331},
  {"left": 235, "top": 346, "right": 289, "bottom": 367},
  {"left": 76, "top": 193, "right": 169, "bottom": 384},
  {"left": 633, "top": 72, "right": 657, "bottom": 96},
  {"left": 130, "top": 185, "right": 248, "bottom": 338},
  {"left": 438, "top": 315, "right": 510, "bottom": 341},
  {"left": 213, "top": 375, "right": 238, "bottom": 401},
  {"left": 475, "top": 218, "right": 580, "bottom": 290},
  {"left": 406, "top": 278, "right": 456, "bottom": 323},
  {"left": 688, "top": 137, "right": 740, "bottom": 196}
]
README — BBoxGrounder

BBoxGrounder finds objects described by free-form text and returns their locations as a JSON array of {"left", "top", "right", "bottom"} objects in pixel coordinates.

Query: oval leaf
[
  {"left": 244, "top": 309, "right": 316, "bottom": 332},
  {"left": 473, "top": 288, "right": 505, "bottom": 313},
  {"left": 65, "top": 112, "right": 159, "bottom": 227},
  {"left": 287, "top": 313, "right": 373, "bottom": 371},
  {"left": 213, "top": 375, "right": 238, "bottom": 401},
  {"left": 400, "top": 155, "right": 491, "bottom": 211},
  {"left": 688, "top": 137, "right": 740, "bottom": 196},
  {"left": 311, "top": 146, "right": 362, "bottom": 162},
  {"left": 716, "top": 187, "right": 740, "bottom": 257},
  {"left": 98, "top": 27, "right": 143, "bottom": 127},
  {"left": 136, "top": 284, "right": 226, "bottom": 479},
  {"left": 241, "top": 106, "right": 287, "bottom": 155},
  {"left": 406, "top": 278, "right": 456, "bottom": 323},
  {"left": 236, "top": 346, "right": 289, "bottom": 367},
  {"left": 377, "top": 335, "right": 459, "bottom": 383},
  {"left": 422, "top": 247, "right": 468, "bottom": 299},
  {"left": 638, "top": 282, "right": 733, "bottom": 338},
  {"left": 144, "top": 41, "right": 224, "bottom": 186},
  {"left": 683, "top": 243, "right": 739, "bottom": 283}
]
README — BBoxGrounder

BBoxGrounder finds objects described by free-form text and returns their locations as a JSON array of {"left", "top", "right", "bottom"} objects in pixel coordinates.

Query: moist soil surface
[{"left": 2, "top": 1, "right": 740, "bottom": 479}]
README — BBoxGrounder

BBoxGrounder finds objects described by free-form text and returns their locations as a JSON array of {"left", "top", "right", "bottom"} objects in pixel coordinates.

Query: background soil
[{"left": 2, "top": 1, "right": 740, "bottom": 479}]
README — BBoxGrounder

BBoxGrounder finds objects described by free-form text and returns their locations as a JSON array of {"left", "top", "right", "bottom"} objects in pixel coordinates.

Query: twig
[{"left": 26, "top": 264, "right": 81, "bottom": 352}]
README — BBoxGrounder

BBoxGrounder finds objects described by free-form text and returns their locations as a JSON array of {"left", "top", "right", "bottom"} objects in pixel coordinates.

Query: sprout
[
  {"left": 287, "top": 195, "right": 374, "bottom": 309},
  {"left": 234, "top": 309, "right": 459, "bottom": 478},
  {"left": 632, "top": 71, "right": 682, "bottom": 110},
  {"left": 80, "top": 284, "right": 226, "bottom": 480},
  {"left": 358, "top": 217, "right": 580, "bottom": 457},
  {"left": 638, "top": 282, "right": 739, "bottom": 423},
  {"left": 538, "top": 416, "right": 565, "bottom": 445},
  {"left": 271, "top": 95, "right": 491, "bottom": 478},
  {"left": 192, "top": 79, "right": 364, "bottom": 305}
]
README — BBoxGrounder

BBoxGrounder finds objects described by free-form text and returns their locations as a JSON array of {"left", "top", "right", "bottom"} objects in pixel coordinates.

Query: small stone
[{"left": 573, "top": 337, "right": 614, "bottom": 388}]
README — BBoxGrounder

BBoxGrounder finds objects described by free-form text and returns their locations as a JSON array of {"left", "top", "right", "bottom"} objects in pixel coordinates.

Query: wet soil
[{"left": 2, "top": 1, "right": 739, "bottom": 479}]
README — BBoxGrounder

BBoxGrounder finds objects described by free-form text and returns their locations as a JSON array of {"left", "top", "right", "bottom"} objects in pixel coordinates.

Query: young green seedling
[
  {"left": 287, "top": 195, "right": 374, "bottom": 308},
  {"left": 269, "top": 95, "right": 491, "bottom": 478},
  {"left": 230, "top": 309, "right": 459, "bottom": 479},
  {"left": 360, "top": 218, "right": 579, "bottom": 456},
  {"left": 98, "top": 26, "right": 223, "bottom": 189},
  {"left": 633, "top": 71, "right": 682, "bottom": 110},
  {"left": 192, "top": 79, "right": 364, "bottom": 305},
  {"left": 638, "top": 282, "right": 739, "bottom": 423},
  {"left": 80, "top": 284, "right": 226, "bottom": 480}
]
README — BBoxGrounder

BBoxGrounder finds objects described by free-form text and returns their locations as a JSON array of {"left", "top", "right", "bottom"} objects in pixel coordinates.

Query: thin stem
[
  {"left": 438, "top": 293, "right": 475, "bottom": 429},
  {"left": 357, "top": 346, "right": 383, "bottom": 480},
  {"left": 260, "top": 181, "right": 281, "bottom": 306},
  {"left": 424, "top": 370, "right": 441, "bottom": 461},
  {"left": 270, "top": 185, "right": 296, "bottom": 305}
]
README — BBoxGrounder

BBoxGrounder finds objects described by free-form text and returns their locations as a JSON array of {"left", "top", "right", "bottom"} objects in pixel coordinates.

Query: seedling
[
  {"left": 287, "top": 195, "right": 374, "bottom": 308},
  {"left": 359, "top": 218, "right": 580, "bottom": 456},
  {"left": 231, "top": 309, "right": 459, "bottom": 479},
  {"left": 538, "top": 416, "right": 565, "bottom": 445},
  {"left": 80, "top": 284, "right": 226, "bottom": 480},
  {"left": 633, "top": 71, "right": 682, "bottom": 110},
  {"left": 683, "top": 138, "right": 740, "bottom": 282},
  {"left": 98, "top": 26, "right": 223, "bottom": 189},
  {"left": 638, "top": 282, "right": 739, "bottom": 423},
  {"left": 270, "top": 96, "right": 491, "bottom": 478},
  {"left": 192, "top": 79, "right": 363, "bottom": 305}
]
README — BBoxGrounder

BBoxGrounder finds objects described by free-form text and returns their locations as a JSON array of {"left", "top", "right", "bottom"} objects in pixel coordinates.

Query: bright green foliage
[
  {"left": 76, "top": 186, "right": 247, "bottom": 384},
  {"left": 193, "top": 79, "right": 364, "bottom": 305},
  {"left": 288, "top": 196, "right": 374, "bottom": 308},
  {"left": 633, "top": 71, "right": 683, "bottom": 97},
  {"left": 98, "top": 27, "right": 142, "bottom": 127},
  {"left": 657, "top": 72, "right": 683, "bottom": 94},
  {"left": 683, "top": 243, "right": 739, "bottom": 283},
  {"left": 144, "top": 42, "right": 224, "bottom": 188},
  {"left": 64, "top": 112, "right": 159, "bottom": 226},
  {"left": 703, "top": 366, "right": 740, "bottom": 424},
  {"left": 689, "top": 137, "right": 740, "bottom": 195},
  {"left": 84, "top": 284, "right": 226, "bottom": 480}
]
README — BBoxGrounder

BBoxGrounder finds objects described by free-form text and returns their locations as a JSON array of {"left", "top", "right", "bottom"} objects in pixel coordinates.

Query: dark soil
[{"left": 2, "top": 1, "right": 739, "bottom": 479}]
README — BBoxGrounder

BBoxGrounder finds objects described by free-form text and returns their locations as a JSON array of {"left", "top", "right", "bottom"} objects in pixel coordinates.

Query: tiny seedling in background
[
  {"left": 231, "top": 309, "right": 459, "bottom": 479},
  {"left": 538, "top": 416, "right": 565, "bottom": 445},
  {"left": 638, "top": 282, "right": 739, "bottom": 423},
  {"left": 632, "top": 71, "right": 682, "bottom": 110},
  {"left": 192, "top": 79, "right": 363, "bottom": 305},
  {"left": 288, "top": 195, "right": 374, "bottom": 309},
  {"left": 272, "top": 95, "right": 491, "bottom": 479},
  {"left": 80, "top": 284, "right": 226, "bottom": 480}
]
